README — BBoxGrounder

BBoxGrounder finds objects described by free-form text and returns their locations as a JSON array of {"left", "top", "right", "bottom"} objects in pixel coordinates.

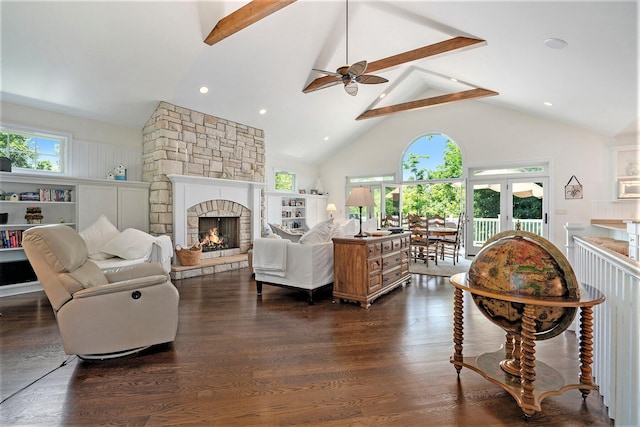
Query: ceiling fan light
[{"left": 344, "top": 82, "right": 358, "bottom": 96}]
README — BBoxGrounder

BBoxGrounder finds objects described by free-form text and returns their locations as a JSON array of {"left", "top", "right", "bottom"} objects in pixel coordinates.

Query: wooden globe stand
[{"left": 449, "top": 273, "right": 605, "bottom": 419}]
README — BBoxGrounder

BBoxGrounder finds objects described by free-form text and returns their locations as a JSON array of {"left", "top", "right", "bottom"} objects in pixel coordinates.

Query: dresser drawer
[
  {"left": 382, "top": 266, "right": 404, "bottom": 287},
  {"left": 382, "top": 252, "right": 403, "bottom": 271},
  {"left": 368, "top": 257, "right": 382, "bottom": 273},
  {"left": 367, "top": 242, "right": 381, "bottom": 258},
  {"left": 369, "top": 273, "right": 382, "bottom": 292}
]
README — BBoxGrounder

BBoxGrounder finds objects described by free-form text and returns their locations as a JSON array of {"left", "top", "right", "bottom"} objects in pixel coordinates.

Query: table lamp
[
  {"left": 346, "top": 187, "right": 376, "bottom": 238},
  {"left": 326, "top": 203, "right": 337, "bottom": 218}
]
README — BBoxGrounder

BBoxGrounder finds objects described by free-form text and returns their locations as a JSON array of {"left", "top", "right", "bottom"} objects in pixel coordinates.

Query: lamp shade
[
  {"left": 346, "top": 187, "right": 375, "bottom": 207},
  {"left": 326, "top": 203, "right": 337, "bottom": 212}
]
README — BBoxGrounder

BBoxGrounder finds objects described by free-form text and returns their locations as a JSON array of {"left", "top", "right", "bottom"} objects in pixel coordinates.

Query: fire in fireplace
[{"left": 198, "top": 217, "right": 239, "bottom": 252}]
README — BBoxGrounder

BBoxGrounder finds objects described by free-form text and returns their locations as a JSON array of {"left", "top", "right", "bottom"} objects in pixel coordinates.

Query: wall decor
[{"left": 565, "top": 175, "right": 583, "bottom": 199}]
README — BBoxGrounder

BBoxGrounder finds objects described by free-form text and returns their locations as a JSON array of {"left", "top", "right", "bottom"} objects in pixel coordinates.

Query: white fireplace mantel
[{"left": 168, "top": 174, "right": 265, "bottom": 247}]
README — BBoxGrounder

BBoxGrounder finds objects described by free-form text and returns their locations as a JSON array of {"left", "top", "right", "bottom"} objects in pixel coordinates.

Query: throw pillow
[
  {"left": 79, "top": 214, "right": 120, "bottom": 260},
  {"left": 299, "top": 218, "right": 334, "bottom": 245},
  {"left": 100, "top": 228, "right": 156, "bottom": 260}
]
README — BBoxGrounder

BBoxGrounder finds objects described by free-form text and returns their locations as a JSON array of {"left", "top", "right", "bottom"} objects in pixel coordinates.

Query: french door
[{"left": 465, "top": 177, "right": 548, "bottom": 256}]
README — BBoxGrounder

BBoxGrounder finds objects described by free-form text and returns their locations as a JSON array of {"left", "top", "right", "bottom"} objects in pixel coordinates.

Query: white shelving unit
[
  {"left": 0, "top": 171, "right": 150, "bottom": 296},
  {"left": 265, "top": 192, "right": 328, "bottom": 233}
]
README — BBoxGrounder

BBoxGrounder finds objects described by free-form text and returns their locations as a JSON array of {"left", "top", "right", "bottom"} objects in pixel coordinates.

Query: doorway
[{"left": 466, "top": 169, "right": 548, "bottom": 256}]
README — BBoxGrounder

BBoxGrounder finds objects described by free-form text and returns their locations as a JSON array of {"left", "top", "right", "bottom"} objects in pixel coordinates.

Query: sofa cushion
[
  {"left": 299, "top": 218, "right": 334, "bottom": 245},
  {"left": 79, "top": 215, "right": 120, "bottom": 260},
  {"left": 100, "top": 228, "right": 156, "bottom": 260}
]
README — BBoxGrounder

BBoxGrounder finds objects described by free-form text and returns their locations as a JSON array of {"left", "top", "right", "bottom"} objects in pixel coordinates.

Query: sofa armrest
[
  {"left": 72, "top": 274, "right": 170, "bottom": 299},
  {"left": 103, "top": 262, "right": 168, "bottom": 282}
]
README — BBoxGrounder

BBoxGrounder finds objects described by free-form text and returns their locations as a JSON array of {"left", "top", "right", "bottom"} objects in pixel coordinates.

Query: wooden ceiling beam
[
  {"left": 356, "top": 88, "right": 499, "bottom": 120},
  {"left": 366, "top": 36, "right": 485, "bottom": 73},
  {"left": 204, "top": 0, "right": 297, "bottom": 46},
  {"left": 303, "top": 36, "right": 485, "bottom": 93}
]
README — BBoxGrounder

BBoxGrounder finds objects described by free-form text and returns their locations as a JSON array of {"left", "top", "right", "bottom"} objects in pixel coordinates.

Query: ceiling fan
[{"left": 308, "top": 0, "right": 388, "bottom": 96}]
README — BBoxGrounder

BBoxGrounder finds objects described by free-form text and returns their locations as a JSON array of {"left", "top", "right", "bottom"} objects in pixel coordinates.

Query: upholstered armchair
[{"left": 22, "top": 224, "right": 179, "bottom": 359}]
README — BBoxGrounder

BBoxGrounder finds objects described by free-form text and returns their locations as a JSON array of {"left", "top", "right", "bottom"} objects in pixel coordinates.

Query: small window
[
  {"left": 0, "top": 125, "right": 68, "bottom": 173},
  {"left": 274, "top": 170, "right": 296, "bottom": 192}
]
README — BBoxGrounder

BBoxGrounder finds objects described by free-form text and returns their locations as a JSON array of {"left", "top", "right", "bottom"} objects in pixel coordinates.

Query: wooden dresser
[{"left": 332, "top": 232, "right": 411, "bottom": 308}]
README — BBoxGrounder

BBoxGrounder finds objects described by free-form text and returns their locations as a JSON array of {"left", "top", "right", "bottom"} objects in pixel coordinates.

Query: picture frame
[
  {"left": 298, "top": 189, "right": 306, "bottom": 194},
  {"left": 565, "top": 175, "right": 583, "bottom": 199},
  {"left": 310, "top": 189, "right": 318, "bottom": 195}
]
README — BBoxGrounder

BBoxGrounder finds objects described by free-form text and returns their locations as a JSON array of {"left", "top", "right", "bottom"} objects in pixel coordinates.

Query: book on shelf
[
  {"left": 0, "top": 229, "right": 23, "bottom": 248},
  {"left": 38, "top": 188, "right": 72, "bottom": 202}
]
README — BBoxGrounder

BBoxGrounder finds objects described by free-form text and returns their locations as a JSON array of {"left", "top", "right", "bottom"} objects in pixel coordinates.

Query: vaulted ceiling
[{"left": 1, "top": 1, "right": 637, "bottom": 163}]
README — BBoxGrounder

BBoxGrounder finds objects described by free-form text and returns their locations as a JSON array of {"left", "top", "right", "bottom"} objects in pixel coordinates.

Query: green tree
[
  {"left": 0, "top": 132, "right": 55, "bottom": 171},
  {"left": 402, "top": 139, "right": 463, "bottom": 217}
]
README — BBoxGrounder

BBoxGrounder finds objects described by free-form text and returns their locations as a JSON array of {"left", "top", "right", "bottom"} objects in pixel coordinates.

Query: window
[
  {"left": 274, "top": 170, "right": 296, "bottom": 192},
  {"left": 401, "top": 133, "right": 463, "bottom": 217},
  {"left": 0, "top": 125, "right": 69, "bottom": 173},
  {"left": 402, "top": 133, "right": 462, "bottom": 182}
]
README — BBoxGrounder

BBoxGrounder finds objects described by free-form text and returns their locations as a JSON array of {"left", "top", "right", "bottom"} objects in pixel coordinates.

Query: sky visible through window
[{"left": 402, "top": 134, "right": 448, "bottom": 181}]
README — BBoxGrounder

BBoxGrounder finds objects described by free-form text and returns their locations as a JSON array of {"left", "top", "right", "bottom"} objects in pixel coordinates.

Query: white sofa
[
  {"left": 79, "top": 215, "right": 173, "bottom": 274},
  {"left": 252, "top": 238, "right": 334, "bottom": 304}
]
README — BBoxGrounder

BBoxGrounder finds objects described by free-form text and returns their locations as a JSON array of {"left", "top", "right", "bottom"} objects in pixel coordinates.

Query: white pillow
[
  {"left": 361, "top": 217, "right": 378, "bottom": 232},
  {"left": 340, "top": 218, "right": 357, "bottom": 235},
  {"left": 79, "top": 214, "right": 120, "bottom": 260},
  {"left": 299, "top": 218, "right": 334, "bottom": 245},
  {"left": 100, "top": 228, "right": 156, "bottom": 260}
]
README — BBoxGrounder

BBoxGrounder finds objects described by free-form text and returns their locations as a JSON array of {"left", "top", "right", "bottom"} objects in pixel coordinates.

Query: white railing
[
  {"left": 570, "top": 236, "right": 639, "bottom": 426},
  {"left": 472, "top": 218, "right": 543, "bottom": 245}
]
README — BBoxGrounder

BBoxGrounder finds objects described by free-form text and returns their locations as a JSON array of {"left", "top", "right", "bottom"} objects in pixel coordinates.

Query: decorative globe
[{"left": 467, "top": 230, "right": 580, "bottom": 340}]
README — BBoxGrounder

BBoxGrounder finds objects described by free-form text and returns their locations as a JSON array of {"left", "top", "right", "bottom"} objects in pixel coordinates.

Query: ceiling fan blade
[
  {"left": 365, "top": 36, "right": 486, "bottom": 74},
  {"left": 356, "top": 75, "right": 388, "bottom": 85},
  {"left": 204, "top": 0, "right": 297, "bottom": 45},
  {"left": 313, "top": 68, "right": 342, "bottom": 78},
  {"left": 344, "top": 82, "right": 358, "bottom": 96},
  {"left": 347, "top": 60, "right": 367, "bottom": 77},
  {"left": 356, "top": 88, "right": 498, "bottom": 120}
]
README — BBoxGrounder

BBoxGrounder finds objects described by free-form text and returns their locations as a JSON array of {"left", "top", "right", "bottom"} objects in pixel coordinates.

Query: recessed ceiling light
[
  {"left": 259, "top": 108, "right": 267, "bottom": 115},
  {"left": 544, "top": 101, "right": 553, "bottom": 106},
  {"left": 450, "top": 78, "right": 458, "bottom": 82},
  {"left": 379, "top": 93, "right": 386, "bottom": 99},
  {"left": 544, "top": 38, "right": 568, "bottom": 49},
  {"left": 324, "top": 136, "right": 330, "bottom": 141},
  {"left": 199, "top": 86, "right": 209, "bottom": 94}
]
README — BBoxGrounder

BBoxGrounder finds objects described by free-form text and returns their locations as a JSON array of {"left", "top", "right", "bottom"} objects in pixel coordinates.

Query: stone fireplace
[{"left": 142, "top": 101, "right": 266, "bottom": 272}]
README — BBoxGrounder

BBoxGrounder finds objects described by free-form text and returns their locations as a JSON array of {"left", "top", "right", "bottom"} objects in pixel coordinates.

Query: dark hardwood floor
[{"left": 1, "top": 269, "right": 613, "bottom": 426}]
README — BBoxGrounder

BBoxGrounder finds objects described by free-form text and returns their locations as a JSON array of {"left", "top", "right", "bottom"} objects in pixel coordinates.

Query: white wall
[
  {"left": 318, "top": 100, "right": 623, "bottom": 250},
  {"left": 1, "top": 101, "right": 143, "bottom": 180},
  {"left": 265, "top": 154, "right": 321, "bottom": 194}
]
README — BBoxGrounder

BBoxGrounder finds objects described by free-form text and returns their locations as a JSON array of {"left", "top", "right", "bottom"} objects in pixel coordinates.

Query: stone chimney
[{"left": 142, "top": 101, "right": 266, "bottom": 236}]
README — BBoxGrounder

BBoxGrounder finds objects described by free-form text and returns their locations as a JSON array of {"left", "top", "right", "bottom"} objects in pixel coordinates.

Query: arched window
[
  {"left": 401, "top": 133, "right": 463, "bottom": 218},
  {"left": 402, "top": 133, "right": 462, "bottom": 181}
]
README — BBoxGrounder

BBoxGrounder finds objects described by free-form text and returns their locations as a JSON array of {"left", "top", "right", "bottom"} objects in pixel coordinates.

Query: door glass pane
[
  {"left": 512, "top": 181, "right": 544, "bottom": 236},
  {"left": 472, "top": 183, "right": 501, "bottom": 248}
]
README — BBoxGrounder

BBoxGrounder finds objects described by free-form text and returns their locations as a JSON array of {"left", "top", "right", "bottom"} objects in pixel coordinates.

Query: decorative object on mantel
[
  {"left": 113, "top": 164, "right": 127, "bottom": 181},
  {"left": 175, "top": 243, "right": 202, "bottom": 266},
  {"left": 564, "top": 175, "right": 583, "bottom": 199},
  {"left": 346, "top": 186, "right": 376, "bottom": 238},
  {"left": 25, "top": 206, "right": 43, "bottom": 224}
]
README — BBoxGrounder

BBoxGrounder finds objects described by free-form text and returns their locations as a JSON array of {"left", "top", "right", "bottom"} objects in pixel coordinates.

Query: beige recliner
[{"left": 22, "top": 224, "right": 179, "bottom": 359}]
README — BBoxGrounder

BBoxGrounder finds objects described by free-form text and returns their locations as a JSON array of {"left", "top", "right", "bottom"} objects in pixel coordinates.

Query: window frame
[
  {"left": 0, "top": 123, "right": 72, "bottom": 175},
  {"left": 273, "top": 169, "right": 298, "bottom": 193}
]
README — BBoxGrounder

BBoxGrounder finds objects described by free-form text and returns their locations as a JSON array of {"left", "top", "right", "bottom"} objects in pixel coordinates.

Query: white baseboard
[{"left": 0, "top": 281, "right": 42, "bottom": 297}]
